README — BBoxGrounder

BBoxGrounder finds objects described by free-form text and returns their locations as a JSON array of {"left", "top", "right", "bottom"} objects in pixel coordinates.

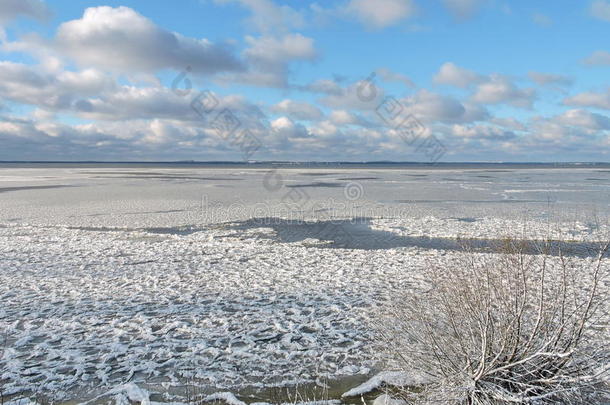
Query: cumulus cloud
[
  {"left": 329, "top": 110, "right": 367, "bottom": 126},
  {"left": 529, "top": 119, "right": 583, "bottom": 143},
  {"left": 564, "top": 89, "right": 610, "bottom": 110},
  {"left": 402, "top": 90, "right": 489, "bottom": 123},
  {"left": 442, "top": 0, "right": 486, "bottom": 20},
  {"left": 451, "top": 124, "right": 516, "bottom": 140},
  {"left": 528, "top": 71, "right": 573, "bottom": 86},
  {"left": 554, "top": 109, "right": 610, "bottom": 130},
  {"left": 319, "top": 79, "right": 386, "bottom": 110},
  {"left": 271, "top": 99, "right": 323, "bottom": 120},
  {"left": 433, "top": 62, "right": 482, "bottom": 88},
  {"left": 219, "top": 33, "right": 316, "bottom": 87},
  {"left": 0, "top": 0, "right": 50, "bottom": 24},
  {"left": 309, "top": 119, "right": 340, "bottom": 138},
  {"left": 299, "top": 78, "right": 343, "bottom": 95},
  {"left": 436, "top": 64, "right": 538, "bottom": 108},
  {"left": 214, "top": 0, "right": 304, "bottom": 34},
  {"left": 491, "top": 117, "right": 526, "bottom": 131},
  {"left": 243, "top": 33, "right": 316, "bottom": 65},
  {"left": 0, "top": 111, "right": 273, "bottom": 161},
  {"left": 408, "top": 90, "right": 466, "bottom": 122},
  {"left": 345, "top": 0, "right": 417, "bottom": 29},
  {"left": 52, "top": 6, "right": 242, "bottom": 75},
  {"left": 0, "top": 61, "right": 268, "bottom": 126},
  {"left": 471, "top": 75, "right": 535, "bottom": 108},
  {"left": 525, "top": 110, "right": 610, "bottom": 155},
  {"left": 590, "top": 0, "right": 610, "bottom": 22},
  {"left": 583, "top": 50, "right": 610, "bottom": 65},
  {"left": 270, "top": 116, "right": 310, "bottom": 138},
  {"left": 75, "top": 86, "right": 197, "bottom": 121},
  {"left": 2, "top": 2, "right": 607, "bottom": 162},
  {"left": 0, "top": 116, "right": 141, "bottom": 160},
  {"left": 376, "top": 67, "right": 415, "bottom": 88},
  {"left": 319, "top": 79, "right": 487, "bottom": 126},
  {"left": 0, "top": 62, "right": 114, "bottom": 110},
  {"left": 433, "top": 65, "right": 547, "bottom": 110},
  {"left": 0, "top": 62, "right": 196, "bottom": 121}
]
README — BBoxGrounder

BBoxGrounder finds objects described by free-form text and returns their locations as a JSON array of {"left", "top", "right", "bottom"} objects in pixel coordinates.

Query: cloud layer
[
  {"left": 0, "top": 2, "right": 609, "bottom": 162},
  {"left": 52, "top": 6, "right": 243, "bottom": 75},
  {"left": 0, "top": 0, "right": 50, "bottom": 24}
]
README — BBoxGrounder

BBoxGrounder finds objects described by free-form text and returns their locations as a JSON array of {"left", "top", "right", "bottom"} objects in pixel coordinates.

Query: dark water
[{"left": 224, "top": 217, "right": 606, "bottom": 256}]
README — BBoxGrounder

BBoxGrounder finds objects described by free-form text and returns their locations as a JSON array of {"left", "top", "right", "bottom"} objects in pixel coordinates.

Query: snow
[
  {"left": 0, "top": 165, "right": 608, "bottom": 402},
  {"left": 372, "top": 394, "right": 407, "bottom": 405},
  {"left": 203, "top": 392, "right": 247, "bottom": 405},
  {"left": 341, "top": 372, "right": 428, "bottom": 397},
  {"left": 113, "top": 383, "right": 151, "bottom": 405}
]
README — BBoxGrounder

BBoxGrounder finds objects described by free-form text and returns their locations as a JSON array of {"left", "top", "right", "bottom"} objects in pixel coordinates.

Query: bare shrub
[{"left": 377, "top": 240, "right": 610, "bottom": 404}]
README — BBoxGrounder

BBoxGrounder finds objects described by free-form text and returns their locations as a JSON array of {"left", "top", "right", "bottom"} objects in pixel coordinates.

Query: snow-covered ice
[
  {"left": 341, "top": 372, "right": 428, "bottom": 398},
  {"left": 0, "top": 165, "right": 608, "bottom": 402},
  {"left": 371, "top": 394, "right": 406, "bottom": 405}
]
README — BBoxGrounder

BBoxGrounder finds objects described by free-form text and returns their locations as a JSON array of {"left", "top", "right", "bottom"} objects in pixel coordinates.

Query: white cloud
[
  {"left": 442, "top": 0, "right": 486, "bottom": 20},
  {"left": 271, "top": 99, "right": 323, "bottom": 121},
  {"left": 0, "top": 61, "right": 268, "bottom": 125},
  {"left": 0, "top": 118, "right": 45, "bottom": 139},
  {"left": 319, "top": 83, "right": 487, "bottom": 127},
  {"left": 491, "top": 117, "right": 526, "bottom": 131},
  {"left": 345, "top": 0, "right": 417, "bottom": 29},
  {"left": 214, "top": 0, "right": 304, "bottom": 34},
  {"left": 270, "top": 116, "right": 310, "bottom": 141},
  {"left": 376, "top": 67, "right": 415, "bottom": 88},
  {"left": 300, "top": 78, "right": 343, "bottom": 95},
  {"left": 53, "top": 6, "right": 242, "bottom": 74},
  {"left": 407, "top": 90, "right": 466, "bottom": 122},
  {"left": 1, "top": 1, "right": 607, "bottom": 162},
  {"left": 329, "top": 110, "right": 364, "bottom": 126},
  {"left": 220, "top": 33, "right": 316, "bottom": 87},
  {"left": 0, "top": 116, "right": 137, "bottom": 160},
  {"left": 402, "top": 90, "right": 488, "bottom": 123},
  {"left": 555, "top": 109, "right": 610, "bottom": 130},
  {"left": 451, "top": 124, "right": 516, "bottom": 140},
  {"left": 529, "top": 119, "right": 579, "bottom": 142},
  {"left": 0, "top": 62, "right": 114, "bottom": 110},
  {"left": 309, "top": 120, "right": 340, "bottom": 138},
  {"left": 76, "top": 86, "right": 196, "bottom": 121},
  {"left": 145, "top": 119, "right": 190, "bottom": 144},
  {"left": 528, "top": 71, "right": 572, "bottom": 86},
  {"left": 460, "top": 102, "right": 490, "bottom": 122},
  {"left": 471, "top": 75, "right": 535, "bottom": 108},
  {"left": 433, "top": 62, "right": 482, "bottom": 88},
  {"left": 243, "top": 33, "right": 316, "bottom": 65},
  {"left": 270, "top": 116, "right": 293, "bottom": 131},
  {"left": 583, "top": 50, "right": 610, "bottom": 65},
  {"left": 591, "top": 0, "right": 610, "bottom": 22},
  {"left": 319, "top": 79, "right": 385, "bottom": 110},
  {"left": 0, "top": 0, "right": 50, "bottom": 24},
  {"left": 564, "top": 90, "right": 610, "bottom": 110},
  {"left": 0, "top": 112, "right": 274, "bottom": 160}
]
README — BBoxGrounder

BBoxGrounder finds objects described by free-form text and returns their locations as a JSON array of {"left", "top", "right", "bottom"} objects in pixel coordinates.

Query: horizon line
[{"left": 1, "top": 160, "right": 610, "bottom": 165}]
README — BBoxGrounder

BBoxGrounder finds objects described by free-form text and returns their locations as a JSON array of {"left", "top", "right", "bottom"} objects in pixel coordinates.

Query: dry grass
[{"left": 377, "top": 239, "right": 610, "bottom": 404}]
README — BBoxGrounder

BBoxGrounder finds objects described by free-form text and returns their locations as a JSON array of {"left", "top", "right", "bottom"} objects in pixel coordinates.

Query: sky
[{"left": 1, "top": 0, "right": 610, "bottom": 162}]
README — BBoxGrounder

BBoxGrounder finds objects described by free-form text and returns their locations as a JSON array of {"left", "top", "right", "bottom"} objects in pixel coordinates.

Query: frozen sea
[{"left": 0, "top": 163, "right": 609, "bottom": 403}]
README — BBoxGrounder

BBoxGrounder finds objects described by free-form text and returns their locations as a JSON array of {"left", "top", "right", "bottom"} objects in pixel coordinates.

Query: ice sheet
[{"left": 0, "top": 165, "right": 608, "bottom": 402}]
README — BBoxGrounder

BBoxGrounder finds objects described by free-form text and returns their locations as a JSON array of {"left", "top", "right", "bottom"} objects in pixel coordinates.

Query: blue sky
[{"left": 1, "top": 0, "right": 610, "bottom": 161}]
